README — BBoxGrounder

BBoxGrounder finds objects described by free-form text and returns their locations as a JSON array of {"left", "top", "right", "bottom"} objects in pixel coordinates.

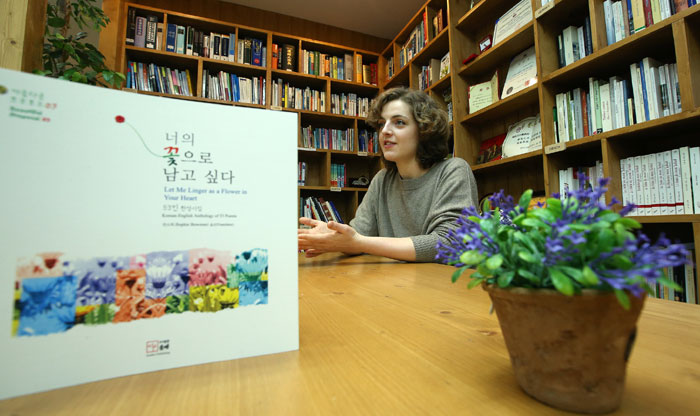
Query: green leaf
[
  {"left": 530, "top": 208, "right": 556, "bottom": 223},
  {"left": 597, "top": 211, "right": 621, "bottom": 223},
  {"left": 546, "top": 198, "right": 562, "bottom": 214},
  {"left": 657, "top": 276, "right": 682, "bottom": 291},
  {"left": 569, "top": 224, "right": 592, "bottom": 232},
  {"left": 559, "top": 266, "right": 585, "bottom": 284},
  {"left": 582, "top": 266, "right": 600, "bottom": 286},
  {"left": 485, "top": 254, "right": 503, "bottom": 270},
  {"left": 616, "top": 217, "right": 641, "bottom": 229},
  {"left": 460, "top": 251, "right": 486, "bottom": 266},
  {"left": 482, "top": 198, "right": 491, "bottom": 212},
  {"left": 614, "top": 289, "right": 631, "bottom": 310},
  {"left": 476, "top": 263, "right": 493, "bottom": 278},
  {"left": 497, "top": 271, "right": 515, "bottom": 287},
  {"left": 467, "top": 277, "right": 486, "bottom": 289},
  {"left": 549, "top": 267, "right": 574, "bottom": 296},
  {"left": 518, "top": 251, "right": 536, "bottom": 263},
  {"left": 451, "top": 266, "right": 467, "bottom": 283},
  {"left": 597, "top": 228, "right": 615, "bottom": 250},
  {"left": 517, "top": 268, "right": 540, "bottom": 284},
  {"left": 591, "top": 220, "right": 612, "bottom": 230},
  {"left": 48, "top": 17, "right": 66, "bottom": 28},
  {"left": 518, "top": 189, "right": 533, "bottom": 211},
  {"left": 521, "top": 217, "right": 544, "bottom": 229},
  {"left": 611, "top": 254, "right": 633, "bottom": 269}
]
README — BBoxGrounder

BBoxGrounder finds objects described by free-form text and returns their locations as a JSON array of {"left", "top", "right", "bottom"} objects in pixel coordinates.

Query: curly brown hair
[{"left": 366, "top": 87, "right": 450, "bottom": 171}]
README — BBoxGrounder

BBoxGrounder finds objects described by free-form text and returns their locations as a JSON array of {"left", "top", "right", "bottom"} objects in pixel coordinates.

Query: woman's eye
[{"left": 395, "top": 119, "right": 405, "bottom": 125}]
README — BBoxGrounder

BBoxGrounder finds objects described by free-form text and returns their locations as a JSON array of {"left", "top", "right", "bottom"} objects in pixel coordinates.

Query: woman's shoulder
[{"left": 433, "top": 157, "right": 471, "bottom": 174}]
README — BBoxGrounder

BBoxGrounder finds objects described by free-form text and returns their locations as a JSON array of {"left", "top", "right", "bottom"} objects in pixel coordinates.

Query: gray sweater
[{"left": 349, "top": 158, "right": 478, "bottom": 262}]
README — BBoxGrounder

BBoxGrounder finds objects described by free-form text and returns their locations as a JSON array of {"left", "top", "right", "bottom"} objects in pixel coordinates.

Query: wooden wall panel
[{"left": 1, "top": 0, "right": 46, "bottom": 71}]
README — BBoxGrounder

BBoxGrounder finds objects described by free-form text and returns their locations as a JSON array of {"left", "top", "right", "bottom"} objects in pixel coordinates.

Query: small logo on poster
[{"left": 146, "top": 340, "right": 171, "bottom": 357}]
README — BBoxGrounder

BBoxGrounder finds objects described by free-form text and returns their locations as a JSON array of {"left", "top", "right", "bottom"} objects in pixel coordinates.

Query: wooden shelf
[
  {"left": 426, "top": 73, "right": 451, "bottom": 93},
  {"left": 471, "top": 149, "right": 543, "bottom": 173},
  {"left": 631, "top": 215, "right": 700, "bottom": 224},
  {"left": 412, "top": 27, "right": 450, "bottom": 66},
  {"left": 460, "top": 84, "right": 539, "bottom": 124},
  {"left": 456, "top": 0, "right": 517, "bottom": 33},
  {"left": 458, "top": 22, "right": 534, "bottom": 79},
  {"left": 542, "top": 13, "right": 678, "bottom": 84}
]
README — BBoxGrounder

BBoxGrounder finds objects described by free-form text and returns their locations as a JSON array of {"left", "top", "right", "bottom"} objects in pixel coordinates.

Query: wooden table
[{"left": 2, "top": 254, "right": 700, "bottom": 415}]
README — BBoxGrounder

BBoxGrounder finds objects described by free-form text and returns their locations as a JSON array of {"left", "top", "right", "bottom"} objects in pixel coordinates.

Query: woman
[{"left": 298, "top": 87, "right": 478, "bottom": 262}]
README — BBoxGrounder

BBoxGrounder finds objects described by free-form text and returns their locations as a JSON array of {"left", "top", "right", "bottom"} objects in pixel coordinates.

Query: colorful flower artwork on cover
[{"left": 12, "top": 248, "right": 269, "bottom": 337}]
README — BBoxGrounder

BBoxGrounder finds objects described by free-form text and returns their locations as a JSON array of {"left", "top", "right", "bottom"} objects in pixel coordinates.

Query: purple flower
[{"left": 437, "top": 176, "right": 691, "bottom": 303}]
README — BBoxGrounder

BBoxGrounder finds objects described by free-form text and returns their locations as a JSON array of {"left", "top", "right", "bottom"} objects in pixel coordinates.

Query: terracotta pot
[{"left": 484, "top": 285, "right": 646, "bottom": 414}]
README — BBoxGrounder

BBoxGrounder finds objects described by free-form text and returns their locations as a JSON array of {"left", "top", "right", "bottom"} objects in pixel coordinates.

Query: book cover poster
[{"left": 0, "top": 68, "right": 299, "bottom": 399}]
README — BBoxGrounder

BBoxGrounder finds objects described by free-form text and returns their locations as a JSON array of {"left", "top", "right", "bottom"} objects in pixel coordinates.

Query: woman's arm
[{"left": 298, "top": 218, "right": 416, "bottom": 261}]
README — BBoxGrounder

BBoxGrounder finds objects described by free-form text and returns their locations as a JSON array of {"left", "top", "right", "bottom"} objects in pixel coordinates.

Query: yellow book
[
  {"left": 631, "top": 0, "right": 646, "bottom": 33},
  {"left": 186, "top": 69, "right": 193, "bottom": 96},
  {"left": 650, "top": 0, "right": 661, "bottom": 25},
  {"left": 355, "top": 53, "right": 362, "bottom": 83}
]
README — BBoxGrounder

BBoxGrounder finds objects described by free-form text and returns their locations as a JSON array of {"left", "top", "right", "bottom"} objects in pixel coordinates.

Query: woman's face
[{"left": 377, "top": 99, "right": 419, "bottom": 166}]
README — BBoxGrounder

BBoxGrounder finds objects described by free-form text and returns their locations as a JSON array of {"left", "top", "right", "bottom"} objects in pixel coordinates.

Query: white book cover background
[{"left": 0, "top": 68, "right": 299, "bottom": 399}]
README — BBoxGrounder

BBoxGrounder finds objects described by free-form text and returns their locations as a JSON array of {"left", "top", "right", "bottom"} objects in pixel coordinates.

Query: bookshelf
[
  {"left": 445, "top": 0, "right": 700, "bottom": 303},
  {"left": 116, "top": 2, "right": 384, "bottom": 223},
  {"left": 380, "top": 0, "right": 453, "bottom": 132}
]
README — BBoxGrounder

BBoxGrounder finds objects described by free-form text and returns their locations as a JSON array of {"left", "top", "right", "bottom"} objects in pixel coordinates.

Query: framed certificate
[
  {"left": 501, "top": 46, "right": 537, "bottom": 99},
  {"left": 468, "top": 71, "right": 499, "bottom": 114},
  {"left": 492, "top": 0, "right": 533, "bottom": 46}
]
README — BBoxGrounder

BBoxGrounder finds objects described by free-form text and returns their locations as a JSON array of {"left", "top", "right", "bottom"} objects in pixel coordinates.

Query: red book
[
  {"left": 271, "top": 44, "right": 278, "bottom": 70},
  {"left": 642, "top": 0, "right": 654, "bottom": 26},
  {"left": 581, "top": 90, "right": 590, "bottom": 137}
]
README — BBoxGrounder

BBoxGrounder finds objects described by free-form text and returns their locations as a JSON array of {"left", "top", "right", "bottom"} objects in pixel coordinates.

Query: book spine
[
  {"left": 648, "top": 153, "right": 661, "bottom": 215},
  {"left": 631, "top": 0, "right": 647, "bottom": 32},
  {"left": 145, "top": 16, "right": 158, "bottom": 49},
  {"left": 126, "top": 8, "right": 136, "bottom": 45},
  {"left": 679, "top": 146, "right": 693, "bottom": 214},
  {"left": 690, "top": 147, "right": 700, "bottom": 214},
  {"left": 135, "top": 16, "right": 147, "bottom": 48}
]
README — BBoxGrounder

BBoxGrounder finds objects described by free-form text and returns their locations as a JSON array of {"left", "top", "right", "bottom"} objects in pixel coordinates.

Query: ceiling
[{"left": 220, "top": 0, "right": 427, "bottom": 40}]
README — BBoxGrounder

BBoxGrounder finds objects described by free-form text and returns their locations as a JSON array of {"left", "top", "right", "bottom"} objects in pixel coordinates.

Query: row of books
[
  {"left": 271, "top": 44, "right": 296, "bottom": 71},
  {"left": 654, "top": 246, "right": 697, "bottom": 304},
  {"left": 126, "top": 61, "right": 193, "bottom": 97},
  {"left": 553, "top": 59, "right": 680, "bottom": 143},
  {"left": 385, "top": 56, "right": 395, "bottom": 81},
  {"left": 558, "top": 162, "right": 606, "bottom": 204},
  {"left": 126, "top": 11, "right": 267, "bottom": 67},
  {"left": 417, "top": 53, "right": 450, "bottom": 91},
  {"left": 398, "top": 9, "right": 431, "bottom": 69},
  {"left": 556, "top": 17, "right": 593, "bottom": 68},
  {"left": 301, "top": 127, "right": 355, "bottom": 151},
  {"left": 271, "top": 80, "right": 325, "bottom": 112},
  {"left": 432, "top": 8, "right": 447, "bottom": 38},
  {"left": 331, "top": 163, "right": 347, "bottom": 188},
  {"left": 298, "top": 162, "right": 307, "bottom": 186},
  {"left": 301, "top": 50, "right": 352, "bottom": 81},
  {"left": 202, "top": 70, "right": 265, "bottom": 105},
  {"left": 329, "top": 94, "right": 372, "bottom": 117},
  {"left": 620, "top": 146, "right": 700, "bottom": 216},
  {"left": 300, "top": 196, "right": 345, "bottom": 224},
  {"left": 603, "top": 0, "right": 696, "bottom": 47},
  {"left": 358, "top": 129, "right": 379, "bottom": 154}
]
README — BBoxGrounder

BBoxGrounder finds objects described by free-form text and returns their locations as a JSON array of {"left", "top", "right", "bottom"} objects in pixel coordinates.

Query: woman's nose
[{"left": 380, "top": 122, "right": 391, "bottom": 136}]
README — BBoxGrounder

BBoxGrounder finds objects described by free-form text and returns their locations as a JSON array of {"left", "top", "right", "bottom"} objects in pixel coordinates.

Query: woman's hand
[{"left": 298, "top": 217, "right": 363, "bottom": 257}]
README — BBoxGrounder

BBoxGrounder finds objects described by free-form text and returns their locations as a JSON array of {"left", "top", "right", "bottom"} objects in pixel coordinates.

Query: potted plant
[
  {"left": 436, "top": 178, "right": 689, "bottom": 414},
  {"left": 35, "top": 0, "right": 124, "bottom": 88}
]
